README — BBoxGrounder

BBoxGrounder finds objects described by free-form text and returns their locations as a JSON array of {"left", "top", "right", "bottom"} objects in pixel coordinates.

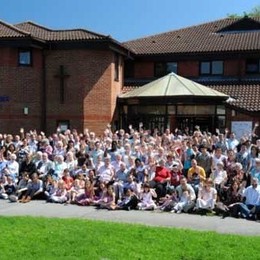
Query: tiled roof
[
  {"left": 0, "top": 20, "right": 30, "bottom": 38},
  {"left": 15, "top": 21, "right": 108, "bottom": 41},
  {"left": 210, "top": 83, "right": 260, "bottom": 112},
  {"left": 122, "top": 81, "right": 260, "bottom": 112},
  {"left": 123, "top": 17, "right": 260, "bottom": 55}
]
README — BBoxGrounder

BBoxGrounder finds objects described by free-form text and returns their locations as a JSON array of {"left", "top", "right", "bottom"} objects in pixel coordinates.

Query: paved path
[{"left": 0, "top": 200, "right": 259, "bottom": 236}]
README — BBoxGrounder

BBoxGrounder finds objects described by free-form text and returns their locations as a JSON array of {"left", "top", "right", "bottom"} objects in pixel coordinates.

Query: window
[
  {"left": 57, "top": 120, "right": 70, "bottom": 133},
  {"left": 155, "top": 62, "right": 178, "bottom": 77},
  {"left": 114, "top": 53, "right": 120, "bottom": 81},
  {"left": 177, "top": 105, "right": 215, "bottom": 115},
  {"left": 200, "top": 61, "right": 223, "bottom": 75},
  {"left": 246, "top": 59, "right": 260, "bottom": 74},
  {"left": 129, "top": 105, "right": 166, "bottom": 115},
  {"left": 216, "top": 105, "right": 226, "bottom": 115},
  {"left": 124, "top": 60, "right": 134, "bottom": 78},
  {"left": 18, "top": 50, "right": 32, "bottom": 66}
]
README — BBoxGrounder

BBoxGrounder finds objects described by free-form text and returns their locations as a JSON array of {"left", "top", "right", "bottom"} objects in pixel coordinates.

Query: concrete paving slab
[{"left": 0, "top": 200, "right": 259, "bottom": 236}]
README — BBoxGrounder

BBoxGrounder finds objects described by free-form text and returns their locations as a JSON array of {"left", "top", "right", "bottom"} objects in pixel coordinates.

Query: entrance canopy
[
  {"left": 118, "top": 73, "right": 229, "bottom": 133},
  {"left": 120, "top": 72, "right": 228, "bottom": 98}
]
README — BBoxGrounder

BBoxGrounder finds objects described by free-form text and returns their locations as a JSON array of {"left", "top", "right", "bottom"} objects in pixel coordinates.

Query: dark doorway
[{"left": 177, "top": 116, "right": 214, "bottom": 133}]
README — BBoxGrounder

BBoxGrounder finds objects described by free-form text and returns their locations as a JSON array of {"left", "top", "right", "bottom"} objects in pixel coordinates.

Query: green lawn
[{"left": 0, "top": 216, "right": 259, "bottom": 260}]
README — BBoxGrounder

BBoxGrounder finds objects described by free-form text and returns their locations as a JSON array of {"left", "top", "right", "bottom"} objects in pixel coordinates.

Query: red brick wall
[
  {"left": 45, "top": 49, "right": 122, "bottom": 135},
  {"left": 0, "top": 47, "right": 17, "bottom": 67},
  {"left": 0, "top": 47, "right": 43, "bottom": 134},
  {"left": 224, "top": 60, "right": 241, "bottom": 77},
  {"left": 178, "top": 61, "right": 199, "bottom": 77},
  {"left": 0, "top": 47, "right": 122, "bottom": 136},
  {"left": 134, "top": 61, "right": 154, "bottom": 78}
]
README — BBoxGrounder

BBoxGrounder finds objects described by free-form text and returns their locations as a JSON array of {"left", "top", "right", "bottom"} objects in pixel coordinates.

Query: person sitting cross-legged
[
  {"left": 238, "top": 177, "right": 260, "bottom": 220},
  {"left": 19, "top": 173, "right": 43, "bottom": 203}
]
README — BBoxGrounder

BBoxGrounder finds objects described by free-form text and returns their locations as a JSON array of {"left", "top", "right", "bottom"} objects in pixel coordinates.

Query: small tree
[
  {"left": 228, "top": 5, "right": 260, "bottom": 18},
  {"left": 248, "top": 5, "right": 260, "bottom": 17}
]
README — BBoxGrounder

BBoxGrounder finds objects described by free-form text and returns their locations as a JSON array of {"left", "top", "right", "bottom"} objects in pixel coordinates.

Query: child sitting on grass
[
  {"left": 116, "top": 188, "right": 139, "bottom": 210},
  {"left": 75, "top": 180, "right": 94, "bottom": 206},
  {"left": 137, "top": 183, "right": 157, "bottom": 210},
  {"left": 158, "top": 190, "right": 178, "bottom": 212},
  {"left": 48, "top": 180, "right": 68, "bottom": 203},
  {"left": 94, "top": 184, "right": 116, "bottom": 210},
  {"left": 171, "top": 188, "right": 191, "bottom": 213}
]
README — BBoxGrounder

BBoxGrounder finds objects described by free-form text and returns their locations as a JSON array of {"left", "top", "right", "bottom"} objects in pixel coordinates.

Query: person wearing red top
[
  {"left": 62, "top": 168, "right": 74, "bottom": 191},
  {"left": 149, "top": 159, "right": 171, "bottom": 201},
  {"left": 170, "top": 163, "right": 182, "bottom": 188}
]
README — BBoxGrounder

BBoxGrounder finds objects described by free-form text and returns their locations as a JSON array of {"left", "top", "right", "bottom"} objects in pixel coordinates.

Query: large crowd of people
[{"left": 0, "top": 124, "right": 260, "bottom": 221}]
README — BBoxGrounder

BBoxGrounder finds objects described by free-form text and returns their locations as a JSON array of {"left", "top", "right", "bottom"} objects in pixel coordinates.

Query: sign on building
[{"left": 231, "top": 121, "right": 252, "bottom": 140}]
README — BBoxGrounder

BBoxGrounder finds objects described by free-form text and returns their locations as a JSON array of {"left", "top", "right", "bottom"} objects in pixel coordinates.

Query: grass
[{"left": 0, "top": 216, "right": 259, "bottom": 260}]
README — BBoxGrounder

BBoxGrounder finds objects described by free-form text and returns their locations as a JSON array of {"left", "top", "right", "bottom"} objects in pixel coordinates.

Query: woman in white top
[
  {"left": 137, "top": 183, "right": 157, "bottom": 210},
  {"left": 196, "top": 178, "right": 217, "bottom": 210}
]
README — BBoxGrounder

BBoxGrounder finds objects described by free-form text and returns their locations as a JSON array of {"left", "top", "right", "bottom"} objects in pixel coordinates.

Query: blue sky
[{"left": 1, "top": 0, "right": 259, "bottom": 41}]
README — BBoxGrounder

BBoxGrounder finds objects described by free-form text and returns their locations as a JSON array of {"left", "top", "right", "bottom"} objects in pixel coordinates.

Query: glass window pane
[
  {"left": 217, "top": 105, "right": 225, "bottom": 115},
  {"left": 200, "top": 62, "right": 210, "bottom": 74},
  {"left": 168, "top": 105, "right": 176, "bottom": 115},
  {"left": 140, "top": 106, "right": 166, "bottom": 114},
  {"left": 166, "top": 62, "right": 177, "bottom": 74},
  {"left": 178, "top": 105, "right": 215, "bottom": 115},
  {"left": 19, "top": 51, "right": 31, "bottom": 65},
  {"left": 212, "top": 61, "right": 223, "bottom": 75},
  {"left": 196, "top": 106, "right": 215, "bottom": 114},
  {"left": 155, "top": 63, "right": 166, "bottom": 77},
  {"left": 246, "top": 59, "right": 259, "bottom": 73},
  {"left": 217, "top": 116, "right": 225, "bottom": 129},
  {"left": 177, "top": 106, "right": 195, "bottom": 115}
]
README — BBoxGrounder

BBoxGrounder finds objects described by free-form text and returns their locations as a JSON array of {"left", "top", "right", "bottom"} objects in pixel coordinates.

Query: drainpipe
[{"left": 41, "top": 50, "right": 47, "bottom": 133}]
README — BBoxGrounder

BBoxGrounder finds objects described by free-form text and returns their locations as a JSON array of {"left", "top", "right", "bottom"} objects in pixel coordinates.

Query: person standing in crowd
[
  {"left": 196, "top": 145, "right": 212, "bottom": 178},
  {"left": 226, "top": 132, "right": 239, "bottom": 152},
  {"left": 182, "top": 140, "right": 195, "bottom": 177}
]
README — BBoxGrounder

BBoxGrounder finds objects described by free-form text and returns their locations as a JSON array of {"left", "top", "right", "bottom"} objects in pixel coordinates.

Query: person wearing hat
[{"left": 168, "top": 163, "right": 182, "bottom": 191}]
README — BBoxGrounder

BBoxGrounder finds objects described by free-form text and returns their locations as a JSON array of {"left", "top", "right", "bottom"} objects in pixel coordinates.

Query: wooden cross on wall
[{"left": 55, "top": 65, "right": 70, "bottom": 103}]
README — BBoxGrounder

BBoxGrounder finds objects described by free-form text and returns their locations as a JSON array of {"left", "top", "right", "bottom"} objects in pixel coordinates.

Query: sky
[{"left": 1, "top": 0, "right": 259, "bottom": 42}]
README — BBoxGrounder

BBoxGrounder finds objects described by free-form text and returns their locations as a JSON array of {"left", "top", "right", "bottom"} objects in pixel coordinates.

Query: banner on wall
[{"left": 231, "top": 121, "right": 252, "bottom": 140}]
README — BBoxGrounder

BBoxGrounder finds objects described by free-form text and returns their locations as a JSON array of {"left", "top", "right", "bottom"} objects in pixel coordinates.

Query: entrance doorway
[
  {"left": 177, "top": 116, "right": 214, "bottom": 133},
  {"left": 126, "top": 114, "right": 167, "bottom": 133}
]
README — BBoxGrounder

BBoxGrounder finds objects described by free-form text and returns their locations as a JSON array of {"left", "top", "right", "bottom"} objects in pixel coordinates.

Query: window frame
[
  {"left": 200, "top": 60, "right": 223, "bottom": 76},
  {"left": 18, "top": 49, "right": 32, "bottom": 66},
  {"left": 114, "top": 53, "right": 120, "bottom": 82},
  {"left": 245, "top": 59, "right": 260, "bottom": 74},
  {"left": 154, "top": 61, "right": 178, "bottom": 77}
]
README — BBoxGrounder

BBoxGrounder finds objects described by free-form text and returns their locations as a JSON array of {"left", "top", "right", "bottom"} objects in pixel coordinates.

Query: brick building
[
  {"left": 0, "top": 17, "right": 260, "bottom": 137},
  {"left": 122, "top": 16, "right": 260, "bottom": 137},
  {"left": 0, "top": 20, "right": 130, "bottom": 135}
]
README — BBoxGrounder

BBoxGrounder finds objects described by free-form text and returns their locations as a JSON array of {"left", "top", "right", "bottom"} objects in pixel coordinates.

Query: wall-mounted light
[{"left": 24, "top": 107, "right": 29, "bottom": 115}]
